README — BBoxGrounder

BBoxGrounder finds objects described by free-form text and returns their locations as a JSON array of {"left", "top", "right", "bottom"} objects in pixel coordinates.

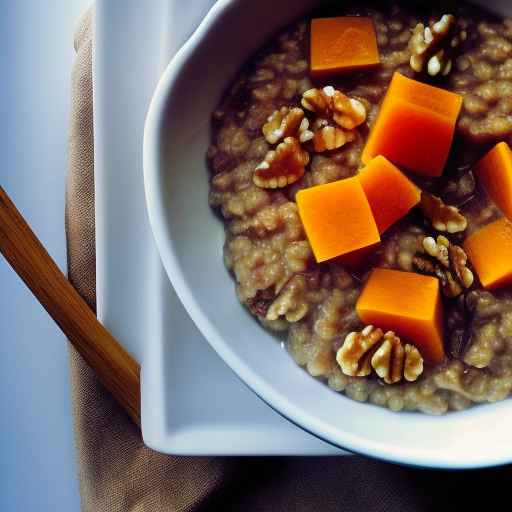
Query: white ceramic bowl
[{"left": 144, "top": 0, "right": 512, "bottom": 468}]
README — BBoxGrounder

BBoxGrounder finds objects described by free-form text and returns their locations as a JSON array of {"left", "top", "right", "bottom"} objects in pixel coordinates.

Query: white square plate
[{"left": 94, "top": 0, "right": 346, "bottom": 455}]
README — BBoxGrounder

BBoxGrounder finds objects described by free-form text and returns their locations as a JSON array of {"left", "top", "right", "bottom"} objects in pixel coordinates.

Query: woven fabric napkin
[{"left": 66, "top": 8, "right": 510, "bottom": 512}]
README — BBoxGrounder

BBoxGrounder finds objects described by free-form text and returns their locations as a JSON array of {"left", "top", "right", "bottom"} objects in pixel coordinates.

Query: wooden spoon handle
[{"left": 0, "top": 186, "right": 141, "bottom": 425}]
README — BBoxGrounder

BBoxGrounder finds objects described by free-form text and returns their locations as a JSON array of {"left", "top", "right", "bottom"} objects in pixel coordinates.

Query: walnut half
[
  {"left": 408, "top": 14, "right": 467, "bottom": 77},
  {"left": 413, "top": 235, "right": 474, "bottom": 298},
  {"left": 301, "top": 86, "right": 366, "bottom": 153},
  {"left": 301, "top": 86, "right": 367, "bottom": 130},
  {"left": 336, "top": 326, "right": 424, "bottom": 384},
  {"left": 253, "top": 137, "right": 309, "bottom": 188},
  {"left": 371, "top": 331, "right": 424, "bottom": 384},
  {"left": 420, "top": 192, "right": 467, "bottom": 233},
  {"left": 313, "top": 122, "right": 356, "bottom": 152},
  {"left": 336, "top": 325, "right": 384, "bottom": 377},
  {"left": 266, "top": 274, "right": 309, "bottom": 322},
  {"left": 262, "top": 106, "right": 313, "bottom": 145}
]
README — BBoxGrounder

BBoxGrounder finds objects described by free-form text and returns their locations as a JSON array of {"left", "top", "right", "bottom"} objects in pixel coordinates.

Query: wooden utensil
[{"left": 0, "top": 186, "right": 141, "bottom": 426}]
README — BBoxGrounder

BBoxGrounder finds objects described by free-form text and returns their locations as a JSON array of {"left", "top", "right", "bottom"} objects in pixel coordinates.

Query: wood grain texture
[{"left": 0, "top": 186, "right": 141, "bottom": 425}]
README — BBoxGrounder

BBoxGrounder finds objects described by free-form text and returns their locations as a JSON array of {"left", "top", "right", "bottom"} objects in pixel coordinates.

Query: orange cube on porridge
[
  {"left": 464, "top": 218, "right": 512, "bottom": 290},
  {"left": 296, "top": 177, "right": 380, "bottom": 263},
  {"left": 356, "top": 268, "right": 445, "bottom": 365},
  {"left": 474, "top": 142, "right": 512, "bottom": 220},
  {"left": 358, "top": 155, "right": 421, "bottom": 233},
  {"left": 310, "top": 17, "right": 380, "bottom": 77},
  {"left": 362, "top": 72, "right": 463, "bottom": 177}
]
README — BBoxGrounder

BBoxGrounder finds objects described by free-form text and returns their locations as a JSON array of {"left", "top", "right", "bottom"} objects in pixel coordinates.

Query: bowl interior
[{"left": 144, "top": 0, "right": 512, "bottom": 468}]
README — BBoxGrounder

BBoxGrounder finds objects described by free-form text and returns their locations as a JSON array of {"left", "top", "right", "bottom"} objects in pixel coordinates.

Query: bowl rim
[{"left": 143, "top": 0, "right": 512, "bottom": 469}]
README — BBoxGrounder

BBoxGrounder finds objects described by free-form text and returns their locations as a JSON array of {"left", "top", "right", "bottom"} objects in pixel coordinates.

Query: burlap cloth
[{"left": 66, "top": 8, "right": 511, "bottom": 512}]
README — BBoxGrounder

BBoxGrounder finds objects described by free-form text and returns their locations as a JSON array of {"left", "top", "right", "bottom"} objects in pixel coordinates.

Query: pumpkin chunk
[
  {"left": 474, "top": 142, "right": 512, "bottom": 220},
  {"left": 356, "top": 268, "right": 445, "bottom": 364},
  {"left": 358, "top": 155, "right": 421, "bottom": 233},
  {"left": 362, "top": 72, "right": 462, "bottom": 177},
  {"left": 310, "top": 17, "right": 380, "bottom": 77},
  {"left": 296, "top": 177, "right": 380, "bottom": 263},
  {"left": 463, "top": 218, "right": 512, "bottom": 290}
]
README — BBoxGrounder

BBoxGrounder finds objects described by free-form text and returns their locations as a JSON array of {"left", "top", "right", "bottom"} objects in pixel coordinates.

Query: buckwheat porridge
[{"left": 207, "top": 1, "right": 512, "bottom": 414}]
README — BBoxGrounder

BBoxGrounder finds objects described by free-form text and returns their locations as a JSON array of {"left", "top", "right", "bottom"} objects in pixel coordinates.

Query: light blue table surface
[{"left": 1, "top": 1, "right": 91, "bottom": 510}]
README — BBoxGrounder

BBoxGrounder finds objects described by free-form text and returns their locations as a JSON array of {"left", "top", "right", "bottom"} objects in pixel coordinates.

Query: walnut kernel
[
  {"left": 253, "top": 137, "right": 309, "bottom": 189},
  {"left": 336, "top": 326, "right": 424, "bottom": 383},
  {"left": 262, "top": 107, "right": 313, "bottom": 144},
  {"left": 301, "top": 86, "right": 367, "bottom": 130},
  {"left": 336, "top": 325, "right": 384, "bottom": 377},
  {"left": 423, "top": 235, "right": 450, "bottom": 267},
  {"left": 450, "top": 243, "right": 474, "bottom": 289},
  {"left": 313, "top": 125, "right": 356, "bottom": 152},
  {"left": 420, "top": 192, "right": 468, "bottom": 233},
  {"left": 414, "top": 236, "right": 474, "bottom": 297},
  {"left": 409, "top": 14, "right": 467, "bottom": 76},
  {"left": 266, "top": 275, "right": 309, "bottom": 322},
  {"left": 370, "top": 332, "right": 405, "bottom": 384}
]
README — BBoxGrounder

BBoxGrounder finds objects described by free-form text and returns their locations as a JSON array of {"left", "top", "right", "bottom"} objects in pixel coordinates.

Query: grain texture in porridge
[{"left": 207, "top": 1, "right": 512, "bottom": 414}]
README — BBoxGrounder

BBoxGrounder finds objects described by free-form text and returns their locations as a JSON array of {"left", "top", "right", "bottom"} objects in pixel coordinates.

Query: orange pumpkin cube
[
  {"left": 358, "top": 155, "right": 421, "bottom": 233},
  {"left": 356, "top": 268, "right": 445, "bottom": 364},
  {"left": 310, "top": 17, "right": 380, "bottom": 77},
  {"left": 463, "top": 218, "right": 512, "bottom": 290},
  {"left": 474, "top": 142, "right": 512, "bottom": 220},
  {"left": 362, "top": 72, "right": 463, "bottom": 177},
  {"left": 296, "top": 177, "right": 380, "bottom": 263}
]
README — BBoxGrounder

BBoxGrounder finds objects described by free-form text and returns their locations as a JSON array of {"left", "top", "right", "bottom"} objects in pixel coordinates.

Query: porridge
[{"left": 207, "top": 1, "right": 512, "bottom": 414}]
